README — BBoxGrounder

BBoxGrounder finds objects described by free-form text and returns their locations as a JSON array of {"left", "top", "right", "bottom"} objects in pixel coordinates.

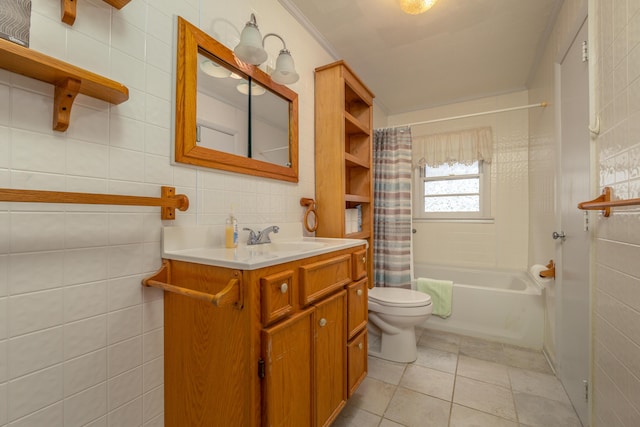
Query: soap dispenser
[{"left": 225, "top": 207, "right": 238, "bottom": 248}]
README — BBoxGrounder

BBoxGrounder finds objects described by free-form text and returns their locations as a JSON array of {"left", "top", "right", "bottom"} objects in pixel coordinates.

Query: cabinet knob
[
  {"left": 361, "top": 256, "right": 366, "bottom": 264},
  {"left": 319, "top": 318, "right": 327, "bottom": 327},
  {"left": 280, "top": 283, "right": 288, "bottom": 293},
  {"left": 358, "top": 342, "right": 363, "bottom": 350},
  {"left": 356, "top": 289, "right": 363, "bottom": 296}
]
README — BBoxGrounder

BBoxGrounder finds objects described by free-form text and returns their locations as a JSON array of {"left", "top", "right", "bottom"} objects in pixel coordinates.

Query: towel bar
[
  {"left": 578, "top": 186, "right": 640, "bottom": 217},
  {"left": 142, "top": 261, "right": 243, "bottom": 308},
  {"left": 0, "top": 186, "right": 189, "bottom": 220}
]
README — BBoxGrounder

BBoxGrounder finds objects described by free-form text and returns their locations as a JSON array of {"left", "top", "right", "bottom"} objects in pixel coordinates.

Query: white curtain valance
[{"left": 413, "top": 127, "right": 494, "bottom": 167}]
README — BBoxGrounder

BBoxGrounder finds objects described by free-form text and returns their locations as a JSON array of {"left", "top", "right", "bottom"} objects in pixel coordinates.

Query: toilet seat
[{"left": 369, "top": 287, "right": 432, "bottom": 308}]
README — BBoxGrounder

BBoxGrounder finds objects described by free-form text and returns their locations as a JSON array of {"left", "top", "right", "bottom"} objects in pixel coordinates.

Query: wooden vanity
[{"left": 144, "top": 239, "right": 368, "bottom": 426}]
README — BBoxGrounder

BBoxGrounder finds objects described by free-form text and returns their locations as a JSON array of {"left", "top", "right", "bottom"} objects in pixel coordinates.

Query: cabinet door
[
  {"left": 262, "top": 309, "right": 314, "bottom": 427},
  {"left": 347, "top": 329, "right": 368, "bottom": 397},
  {"left": 314, "top": 290, "right": 347, "bottom": 427}
]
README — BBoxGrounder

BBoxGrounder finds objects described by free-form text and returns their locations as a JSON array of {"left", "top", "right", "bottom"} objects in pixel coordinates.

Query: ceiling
[{"left": 279, "top": 0, "right": 563, "bottom": 115}]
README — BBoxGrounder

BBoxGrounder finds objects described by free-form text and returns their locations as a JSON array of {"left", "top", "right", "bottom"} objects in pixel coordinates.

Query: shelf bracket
[
  {"left": 61, "top": 0, "right": 131, "bottom": 26},
  {"left": 53, "top": 77, "right": 81, "bottom": 132},
  {"left": 61, "top": 0, "right": 77, "bottom": 26}
]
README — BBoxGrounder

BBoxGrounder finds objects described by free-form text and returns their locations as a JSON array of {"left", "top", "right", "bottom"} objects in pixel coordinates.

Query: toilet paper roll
[{"left": 530, "top": 264, "right": 553, "bottom": 288}]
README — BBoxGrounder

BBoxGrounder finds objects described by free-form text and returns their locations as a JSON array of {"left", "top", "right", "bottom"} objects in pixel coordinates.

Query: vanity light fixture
[
  {"left": 234, "top": 13, "right": 300, "bottom": 85},
  {"left": 236, "top": 81, "right": 266, "bottom": 96},
  {"left": 199, "top": 59, "right": 232, "bottom": 78},
  {"left": 399, "top": 0, "right": 439, "bottom": 15}
]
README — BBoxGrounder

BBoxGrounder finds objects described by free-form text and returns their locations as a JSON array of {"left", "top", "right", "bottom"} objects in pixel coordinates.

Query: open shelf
[
  {"left": 344, "top": 194, "right": 370, "bottom": 203},
  {"left": 345, "top": 153, "right": 369, "bottom": 169},
  {"left": 0, "top": 38, "right": 129, "bottom": 131},
  {"left": 344, "top": 111, "right": 370, "bottom": 135},
  {"left": 61, "top": 0, "right": 131, "bottom": 25}
]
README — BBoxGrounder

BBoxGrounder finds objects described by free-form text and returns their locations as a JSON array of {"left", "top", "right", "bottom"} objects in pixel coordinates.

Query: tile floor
[{"left": 333, "top": 328, "right": 583, "bottom": 427}]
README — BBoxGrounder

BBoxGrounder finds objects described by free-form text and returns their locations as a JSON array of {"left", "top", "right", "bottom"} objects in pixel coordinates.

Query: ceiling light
[
  {"left": 234, "top": 14, "right": 299, "bottom": 85},
  {"left": 399, "top": 0, "right": 439, "bottom": 15}
]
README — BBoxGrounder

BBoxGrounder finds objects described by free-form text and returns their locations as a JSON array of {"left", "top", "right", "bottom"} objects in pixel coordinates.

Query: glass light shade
[
  {"left": 199, "top": 59, "right": 232, "bottom": 78},
  {"left": 271, "top": 49, "right": 299, "bottom": 84},
  {"left": 399, "top": 0, "right": 438, "bottom": 15},
  {"left": 236, "top": 82, "right": 266, "bottom": 96},
  {"left": 234, "top": 22, "right": 268, "bottom": 64}
]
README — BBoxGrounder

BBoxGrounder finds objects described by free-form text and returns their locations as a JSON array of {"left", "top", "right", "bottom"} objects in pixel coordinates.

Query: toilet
[{"left": 367, "top": 287, "right": 433, "bottom": 363}]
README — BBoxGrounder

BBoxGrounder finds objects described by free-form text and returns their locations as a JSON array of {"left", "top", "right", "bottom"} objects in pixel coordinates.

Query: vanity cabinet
[
  {"left": 314, "top": 60, "right": 375, "bottom": 284},
  {"left": 156, "top": 243, "right": 368, "bottom": 427}
]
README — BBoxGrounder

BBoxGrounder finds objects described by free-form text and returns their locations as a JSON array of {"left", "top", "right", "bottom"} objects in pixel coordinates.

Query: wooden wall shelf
[
  {"left": 0, "top": 38, "right": 129, "bottom": 131},
  {"left": 61, "top": 0, "right": 131, "bottom": 26}
]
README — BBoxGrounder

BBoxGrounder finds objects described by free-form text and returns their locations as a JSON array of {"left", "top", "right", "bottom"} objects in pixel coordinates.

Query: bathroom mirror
[{"left": 174, "top": 17, "right": 299, "bottom": 182}]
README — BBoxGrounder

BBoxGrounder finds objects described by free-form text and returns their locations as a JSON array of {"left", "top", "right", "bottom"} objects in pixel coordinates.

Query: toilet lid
[{"left": 369, "top": 287, "right": 432, "bottom": 308}]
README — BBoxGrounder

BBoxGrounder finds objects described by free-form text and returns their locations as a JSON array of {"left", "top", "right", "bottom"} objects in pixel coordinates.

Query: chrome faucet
[{"left": 243, "top": 225, "right": 279, "bottom": 245}]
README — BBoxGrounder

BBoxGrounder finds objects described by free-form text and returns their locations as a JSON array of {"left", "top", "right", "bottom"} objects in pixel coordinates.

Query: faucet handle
[{"left": 243, "top": 227, "right": 258, "bottom": 244}]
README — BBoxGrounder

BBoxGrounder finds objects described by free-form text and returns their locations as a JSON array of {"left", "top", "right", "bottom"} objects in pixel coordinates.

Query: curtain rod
[{"left": 395, "top": 102, "right": 548, "bottom": 128}]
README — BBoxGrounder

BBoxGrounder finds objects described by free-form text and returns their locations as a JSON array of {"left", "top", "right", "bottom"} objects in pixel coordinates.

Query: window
[{"left": 414, "top": 160, "right": 491, "bottom": 219}]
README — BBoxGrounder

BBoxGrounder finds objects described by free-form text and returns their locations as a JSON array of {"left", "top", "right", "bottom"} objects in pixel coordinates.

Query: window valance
[{"left": 413, "top": 127, "right": 494, "bottom": 167}]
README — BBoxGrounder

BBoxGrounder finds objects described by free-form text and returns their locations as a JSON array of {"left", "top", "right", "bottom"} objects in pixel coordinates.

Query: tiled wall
[
  {"left": 592, "top": 0, "right": 640, "bottom": 425},
  {"left": 529, "top": 0, "right": 640, "bottom": 424},
  {"left": 0, "top": 0, "right": 333, "bottom": 425},
  {"left": 388, "top": 91, "right": 530, "bottom": 271}
]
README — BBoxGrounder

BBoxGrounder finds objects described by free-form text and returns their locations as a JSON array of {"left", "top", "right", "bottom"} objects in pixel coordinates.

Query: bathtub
[{"left": 413, "top": 263, "right": 544, "bottom": 349}]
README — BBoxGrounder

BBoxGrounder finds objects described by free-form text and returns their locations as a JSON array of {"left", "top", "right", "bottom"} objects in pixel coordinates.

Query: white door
[{"left": 556, "top": 17, "right": 590, "bottom": 426}]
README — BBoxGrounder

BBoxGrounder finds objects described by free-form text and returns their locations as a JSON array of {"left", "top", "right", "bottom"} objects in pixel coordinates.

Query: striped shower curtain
[{"left": 373, "top": 127, "right": 413, "bottom": 288}]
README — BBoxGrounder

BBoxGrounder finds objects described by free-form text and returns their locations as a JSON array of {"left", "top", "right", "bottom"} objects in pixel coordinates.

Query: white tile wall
[
  {"left": 389, "top": 91, "right": 530, "bottom": 270},
  {"left": 1, "top": 0, "right": 334, "bottom": 422},
  {"left": 528, "top": 0, "right": 640, "bottom": 424},
  {"left": 591, "top": 0, "right": 640, "bottom": 424}
]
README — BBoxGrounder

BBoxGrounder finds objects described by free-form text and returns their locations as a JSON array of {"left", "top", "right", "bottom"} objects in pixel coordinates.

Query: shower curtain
[{"left": 373, "top": 127, "right": 413, "bottom": 288}]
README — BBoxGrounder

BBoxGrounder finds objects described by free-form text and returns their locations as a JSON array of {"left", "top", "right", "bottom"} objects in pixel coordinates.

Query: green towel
[{"left": 416, "top": 277, "right": 453, "bottom": 318}]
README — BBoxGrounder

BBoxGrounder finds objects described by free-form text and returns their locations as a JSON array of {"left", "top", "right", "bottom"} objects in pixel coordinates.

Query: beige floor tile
[
  {"left": 457, "top": 355, "right": 511, "bottom": 388},
  {"left": 348, "top": 376, "right": 397, "bottom": 416},
  {"left": 418, "top": 328, "right": 461, "bottom": 353},
  {"left": 503, "top": 345, "right": 553, "bottom": 374},
  {"left": 414, "top": 346, "right": 458, "bottom": 373},
  {"left": 458, "top": 336, "right": 508, "bottom": 364},
  {"left": 400, "top": 364, "right": 455, "bottom": 401},
  {"left": 331, "top": 405, "right": 381, "bottom": 427},
  {"left": 453, "top": 376, "right": 517, "bottom": 421},
  {"left": 509, "top": 366, "right": 571, "bottom": 404},
  {"left": 367, "top": 356, "right": 406, "bottom": 385},
  {"left": 385, "top": 387, "right": 450, "bottom": 427},
  {"left": 513, "top": 392, "right": 582, "bottom": 427},
  {"left": 379, "top": 419, "right": 406, "bottom": 427},
  {"left": 449, "top": 404, "right": 519, "bottom": 427}
]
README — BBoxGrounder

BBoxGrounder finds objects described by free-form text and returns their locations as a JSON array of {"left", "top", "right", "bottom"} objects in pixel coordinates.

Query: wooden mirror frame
[{"left": 174, "top": 17, "right": 299, "bottom": 182}]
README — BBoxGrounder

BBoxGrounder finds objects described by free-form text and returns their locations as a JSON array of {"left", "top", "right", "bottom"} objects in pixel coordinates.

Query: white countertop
[{"left": 162, "top": 225, "right": 367, "bottom": 270}]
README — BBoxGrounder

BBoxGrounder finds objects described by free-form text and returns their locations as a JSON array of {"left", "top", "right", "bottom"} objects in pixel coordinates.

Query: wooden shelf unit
[
  {"left": 315, "top": 60, "right": 375, "bottom": 283},
  {"left": 0, "top": 38, "right": 129, "bottom": 131}
]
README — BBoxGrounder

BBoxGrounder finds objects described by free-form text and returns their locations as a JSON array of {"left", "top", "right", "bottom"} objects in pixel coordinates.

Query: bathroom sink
[
  {"left": 161, "top": 226, "right": 366, "bottom": 270},
  {"left": 263, "top": 241, "right": 328, "bottom": 252}
]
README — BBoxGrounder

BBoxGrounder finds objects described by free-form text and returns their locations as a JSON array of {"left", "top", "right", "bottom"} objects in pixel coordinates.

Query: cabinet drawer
[
  {"left": 352, "top": 248, "right": 367, "bottom": 280},
  {"left": 347, "top": 278, "right": 368, "bottom": 339},
  {"left": 299, "top": 254, "right": 352, "bottom": 306},
  {"left": 261, "top": 270, "right": 294, "bottom": 325},
  {"left": 347, "top": 329, "right": 368, "bottom": 397}
]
